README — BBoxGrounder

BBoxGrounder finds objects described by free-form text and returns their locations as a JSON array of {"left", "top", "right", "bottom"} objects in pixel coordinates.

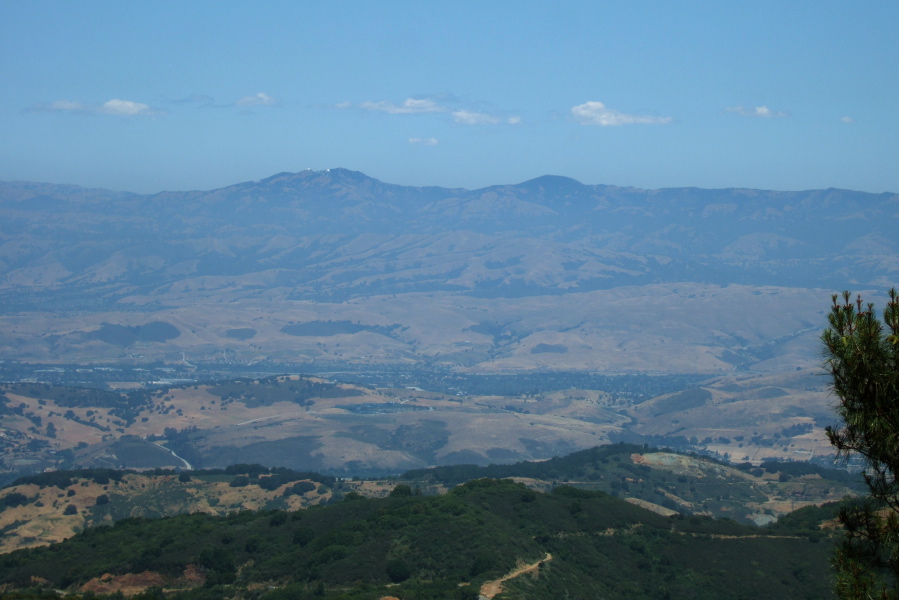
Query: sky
[{"left": 1, "top": 1, "right": 898, "bottom": 195}]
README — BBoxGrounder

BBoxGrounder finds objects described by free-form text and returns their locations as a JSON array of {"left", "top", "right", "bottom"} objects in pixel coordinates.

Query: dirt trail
[{"left": 479, "top": 553, "right": 552, "bottom": 599}]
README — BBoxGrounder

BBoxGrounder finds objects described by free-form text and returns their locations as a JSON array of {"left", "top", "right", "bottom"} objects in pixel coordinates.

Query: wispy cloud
[
  {"left": 452, "top": 110, "right": 499, "bottom": 125},
  {"left": 571, "top": 101, "right": 672, "bottom": 126},
  {"left": 348, "top": 97, "right": 518, "bottom": 125},
  {"left": 28, "top": 98, "right": 164, "bottom": 116},
  {"left": 724, "top": 105, "right": 788, "bottom": 118},
  {"left": 359, "top": 98, "right": 444, "bottom": 114},
  {"left": 409, "top": 137, "right": 439, "bottom": 145},
  {"left": 101, "top": 99, "right": 156, "bottom": 116},
  {"left": 48, "top": 100, "right": 85, "bottom": 112},
  {"left": 235, "top": 92, "right": 277, "bottom": 107},
  {"left": 841, "top": 116, "right": 856, "bottom": 124}
]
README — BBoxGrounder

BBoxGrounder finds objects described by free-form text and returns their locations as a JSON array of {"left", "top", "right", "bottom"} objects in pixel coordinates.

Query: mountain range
[
  {"left": 1, "top": 169, "right": 896, "bottom": 372},
  {"left": 1, "top": 170, "right": 897, "bottom": 476},
  {"left": 3, "top": 169, "right": 897, "bottom": 299}
]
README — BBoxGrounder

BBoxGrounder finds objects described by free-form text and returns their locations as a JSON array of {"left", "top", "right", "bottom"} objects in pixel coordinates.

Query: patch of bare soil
[
  {"left": 632, "top": 452, "right": 736, "bottom": 478},
  {"left": 80, "top": 571, "right": 167, "bottom": 596},
  {"left": 175, "top": 564, "right": 206, "bottom": 586},
  {"left": 625, "top": 497, "right": 678, "bottom": 517},
  {"left": 79, "top": 565, "right": 205, "bottom": 596}
]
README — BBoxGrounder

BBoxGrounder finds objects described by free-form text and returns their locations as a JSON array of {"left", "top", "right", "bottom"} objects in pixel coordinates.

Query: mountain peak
[
  {"left": 520, "top": 174, "right": 584, "bottom": 188},
  {"left": 259, "top": 168, "right": 374, "bottom": 183}
]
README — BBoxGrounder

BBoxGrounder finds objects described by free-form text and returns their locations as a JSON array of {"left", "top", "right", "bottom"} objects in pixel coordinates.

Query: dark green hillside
[
  {"left": 404, "top": 443, "right": 860, "bottom": 488},
  {"left": 206, "top": 375, "right": 363, "bottom": 409},
  {"left": 403, "top": 442, "right": 663, "bottom": 484},
  {"left": 402, "top": 443, "right": 863, "bottom": 524},
  {"left": 0, "top": 479, "right": 836, "bottom": 600},
  {"left": 1, "top": 382, "right": 156, "bottom": 426}
]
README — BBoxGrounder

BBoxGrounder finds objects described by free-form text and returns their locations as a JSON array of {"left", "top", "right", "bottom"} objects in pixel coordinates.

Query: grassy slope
[{"left": 0, "top": 468, "right": 340, "bottom": 553}]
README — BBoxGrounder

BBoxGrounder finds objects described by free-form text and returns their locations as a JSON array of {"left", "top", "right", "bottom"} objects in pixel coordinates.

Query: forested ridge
[
  {"left": 0, "top": 477, "right": 841, "bottom": 600},
  {"left": 402, "top": 443, "right": 862, "bottom": 488}
]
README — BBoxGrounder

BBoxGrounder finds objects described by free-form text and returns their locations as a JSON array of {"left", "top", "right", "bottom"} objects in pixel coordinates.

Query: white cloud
[
  {"left": 34, "top": 98, "right": 161, "bottom": 116},
  {"left": 100, "top": 99, "right": 153, "bottom": 116},
  {"left": 402, "top": 98, "right": 441, "bottom": 113},
  {"left": 571, "top": 101, "right": 672, "bottom": 126},
  {"left": 334, "top": 101, "right": 352, "bottom": 109},
  {"left": 236, "top": 92, "right": 276, "bottom": 107},
  {"left": 724, "top": 105, "right": 787, "bottom": 118},
  {"left": 841, "top": 116, "right": 856, "bottom": 124},
  {"left": 452, "top": 110, "right": 500, "bottom": 125},
  {"left": 360, "top": 98, "right": 445, "bottom": 114},
  {"left": 409, "top": 137, "right": 439, "bottom": 145},
  {"left": 354, "top": 97, "right": 515, "bottom": 126}
]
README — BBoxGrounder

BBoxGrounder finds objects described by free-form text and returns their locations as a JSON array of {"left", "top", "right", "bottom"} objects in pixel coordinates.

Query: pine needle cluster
[{"left": 823, "top": 289, "right": 899, "bottom": 599}]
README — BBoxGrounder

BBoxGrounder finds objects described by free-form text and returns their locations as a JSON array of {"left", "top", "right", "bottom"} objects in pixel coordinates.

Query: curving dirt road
[{"left": 479, "top": 553, "right": 552, "bottom": 599}]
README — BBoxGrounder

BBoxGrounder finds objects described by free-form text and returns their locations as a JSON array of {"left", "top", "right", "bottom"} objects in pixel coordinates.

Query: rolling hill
[
  {"left": 0, "top": 444, "right": 861, "bottom": 554},
  {"left": 0, "top": 477, "right": 842, "bottom": 599}
]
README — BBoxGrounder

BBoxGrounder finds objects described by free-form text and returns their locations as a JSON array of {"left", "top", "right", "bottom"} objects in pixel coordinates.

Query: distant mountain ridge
[
  {"left": 1, "top": 169, "right": 896, "bottom": 371},
  {"left": 2, "top": 168, "right": 897, "bottom": 299}
]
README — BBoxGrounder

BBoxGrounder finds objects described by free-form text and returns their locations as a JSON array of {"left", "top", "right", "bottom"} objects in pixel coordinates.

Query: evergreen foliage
[
  {"left": 12, "top": 468, "right": 126, "bottom": 489},
  {"left": 206, "top": 376, "right": 360, "bottom": 409},
  {"left": 822, "top": 289, "right": 899, "bottom": 599}
]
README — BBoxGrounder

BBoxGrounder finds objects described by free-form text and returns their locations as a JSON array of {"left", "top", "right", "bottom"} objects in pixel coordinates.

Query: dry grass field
[
  {"left": 625, "top": 370, "right": 835, "bottom": 463},
  {"left": 0, "top": 283, "right": 829, "bottom": 374},
  {"left": 0, "top": 278, "right": 848, "bottom": 477},
  {"left": 0, "top": 471, "right": 335, "bottom": 553},
  {"left": 1, "top": 355, "right": 843, "bottom": 480}
]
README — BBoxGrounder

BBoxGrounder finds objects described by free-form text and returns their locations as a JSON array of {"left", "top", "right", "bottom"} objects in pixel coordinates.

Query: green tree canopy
[{"left": 823, "top": 289, "right": 899, "bottom": 599}]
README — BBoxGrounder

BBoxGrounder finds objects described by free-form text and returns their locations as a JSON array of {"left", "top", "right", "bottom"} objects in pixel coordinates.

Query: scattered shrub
[
  {"left": 2, "top": 492, "right": 29, "bottom": 508},
  {"left": 386, "top": 558, "right": 411, "bottom": 583},
  {"left": 389, "top": 484, "right": 413, "bottom": 497}
]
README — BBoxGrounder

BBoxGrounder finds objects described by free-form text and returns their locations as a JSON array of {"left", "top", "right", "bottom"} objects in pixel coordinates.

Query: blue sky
[{"left": 2, "top": 1, "right": 897, "bottom": 194}]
